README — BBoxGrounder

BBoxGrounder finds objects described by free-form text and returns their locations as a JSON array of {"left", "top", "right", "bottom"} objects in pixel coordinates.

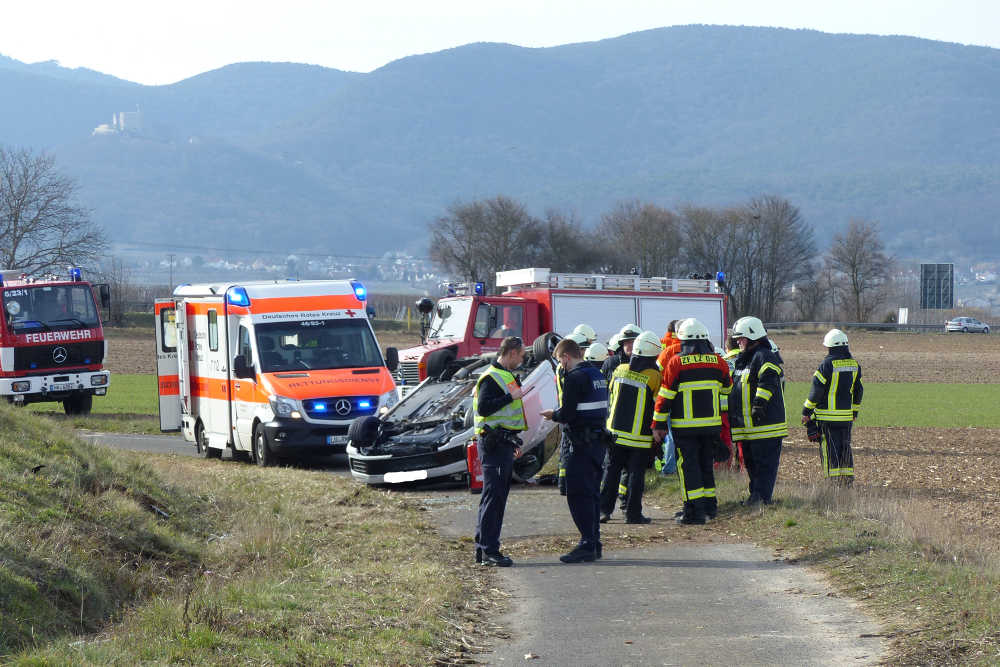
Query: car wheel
[
  {"left": 962, "top": 327, "right": 968, "bottom": 333},
  {"left": 532, "top": 332, "right": 561, "bottom": 363},
  {"left": 253, "top": 425, "right": 276, "bottom": 467},
  {"left": 984, "top": 327, "right": 990, "bottom": 334},
  {"left": 426, "top": 348, "right": 457, "bottom": 380},
  {"left": 348, "top": 415, "right": 380, "bottom": 448}
]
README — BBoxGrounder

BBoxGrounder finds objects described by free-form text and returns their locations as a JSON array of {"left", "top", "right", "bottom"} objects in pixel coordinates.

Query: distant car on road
[{"left": 945, "top": 316, "right": 990, "bottom": 333}]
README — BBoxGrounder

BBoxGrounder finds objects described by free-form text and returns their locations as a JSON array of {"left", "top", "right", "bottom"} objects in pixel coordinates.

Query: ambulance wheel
[
  {"left": 532, "top": 332, "right": 560, "bottom": 362},
  {"left": 253, "top": 425, "right": 276, "bottom": 467},
  {"left": 62, "top": 394, "right": 92, "bottom": 415},
  {"left": 196, "top": 421, "right": 221, "bottom": 459}
]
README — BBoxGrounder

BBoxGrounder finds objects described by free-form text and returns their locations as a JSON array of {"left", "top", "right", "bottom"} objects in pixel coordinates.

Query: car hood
[{"left": 261, "top": 368, "right": 394, "bottom": 399}]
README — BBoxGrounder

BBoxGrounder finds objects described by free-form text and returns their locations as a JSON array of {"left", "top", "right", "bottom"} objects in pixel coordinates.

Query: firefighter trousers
[
  {"left": 600, "top": 443, "right": 649, "bottom": 520},
  {"left": 743, "top": 436, "right": 783, "bottom": 504},
  {"left": 819, "top": 422, "right": 854, "bottom": 482},
  {"left": 674, "top": 432, "right": 717, "bottom": 519}
]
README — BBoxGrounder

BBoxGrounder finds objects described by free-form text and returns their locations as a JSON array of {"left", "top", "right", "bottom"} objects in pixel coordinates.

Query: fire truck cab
[
  {"left": 155, "top": 279, "right": 399, "bottom": 465},
  {"left": 0, "top": 268, "right": 111, "bottom": 414}
]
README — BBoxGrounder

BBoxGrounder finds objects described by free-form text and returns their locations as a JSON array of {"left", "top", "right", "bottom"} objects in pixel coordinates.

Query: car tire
[
  {"left": 532, "top": 332, "right": 561, "bottom": 363},
  {"left": 984, "top": 327, "right": 990, "bottom": 334},
  {"left": 253, "top": 425, "right": 276, "bottom": 467},
  {"left": 962, "top": 327, "right": 968, "bottom": 333},
  {"left": 426, "top": 348, "right": 457, "bottom": 380},
  {"left": 348, "top": 415, "right": 380, "bottom": 448}
]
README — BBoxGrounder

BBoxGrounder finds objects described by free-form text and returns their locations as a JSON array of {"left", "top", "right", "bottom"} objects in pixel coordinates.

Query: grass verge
[
  {"left": 1, "top": 404, "right": 487, "bottom": 665},
  {"left": 25, "top": 375, "right": 160, "bottom": 434},
  {"left": 646, "top": 468, "right": 1000, "bottom": 665}
]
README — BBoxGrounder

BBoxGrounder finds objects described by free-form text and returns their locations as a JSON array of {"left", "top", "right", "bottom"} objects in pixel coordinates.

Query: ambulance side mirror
[
  {"left": 233, "top": 354, "right": 254, "bottom": 379},
  {"left": 384, "top": 347, "right": 399, "bottom": 372}
]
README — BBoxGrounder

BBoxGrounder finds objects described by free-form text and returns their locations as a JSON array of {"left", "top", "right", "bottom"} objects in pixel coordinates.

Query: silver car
[{"left": 945, "top": 316, "right": 990, "bottom": 333}]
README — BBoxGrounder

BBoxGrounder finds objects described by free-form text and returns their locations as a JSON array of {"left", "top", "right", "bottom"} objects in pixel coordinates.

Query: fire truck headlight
[
  {"left": 12, "top": 381, "right": 30, "bottom": 392},
  {"left": 90, "top": 375, "right": 108, "bottom": 387},
  {"left": 269, "top": 395, "right": 301, "bottom": 419},
  {"left": 377, "top": 389, "right": 399, "bottom": 415}
]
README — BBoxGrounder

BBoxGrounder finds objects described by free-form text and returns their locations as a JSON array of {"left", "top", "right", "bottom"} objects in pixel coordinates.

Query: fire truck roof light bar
[{"left": 443, "top": 281, "right": 485, "bottom": 296}]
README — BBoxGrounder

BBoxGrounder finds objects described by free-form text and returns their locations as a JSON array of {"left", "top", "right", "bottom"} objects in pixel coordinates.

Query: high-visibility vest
[
  {"left": 606, "top": 364, "right": 660, "bottom": 448},
  {"left": 473, "top": 365, "right": 527, "bottom": 435}
]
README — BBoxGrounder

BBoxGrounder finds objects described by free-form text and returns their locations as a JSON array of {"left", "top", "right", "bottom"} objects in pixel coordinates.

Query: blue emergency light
[
  {"left": 351, "top": 281, "right": 367, "bottom": 301},
  {"left": 69, "top": 267, "right": 82, "bottom": 281},
  {"left": 473, "top": 281, "right": 485, "bottom": 295},
  {"left": 313, "top": 402, "right": 328, "bottom": 413},
  {"left": 226, "top": 286, "right": 251, "bottom": 307},
  {"left": 357, "top": 399, "right": 372, "bottom": 410},
  {"left": 716, "top": 271, "right": 726, "bottom": 283}
]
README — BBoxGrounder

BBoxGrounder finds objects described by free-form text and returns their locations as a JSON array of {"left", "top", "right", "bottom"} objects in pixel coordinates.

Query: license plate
[
  {"left": 50, "top": 382, "right": 73, "bottom": 392},
  {"left": 327, "top": 435, "right": 348, "bottom": 445}
]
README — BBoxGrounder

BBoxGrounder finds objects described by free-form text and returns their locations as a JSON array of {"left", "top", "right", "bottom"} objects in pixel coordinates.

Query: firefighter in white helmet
[
  {"left": 802, "top": 329, "right": 863, "bottom": 486},
  {"left": 729, "top": 316, "right": 787, "bottom": 506},
  {"left": 583, "top": 341, "right": 610, "bottom": 366},
  {"left": 572, "top": 323, "right": 597, "bottom": 346},
  {"left": 599, "top": 331, "right": 662, "bottom": 524}
]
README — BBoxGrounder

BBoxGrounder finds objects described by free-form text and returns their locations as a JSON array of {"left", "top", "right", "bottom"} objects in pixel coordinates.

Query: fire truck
[
  {"left": 0, "top": 268, "right": 111, "bottom": 413},
  {"left": 395, "top": 267, "right": 727, "bottom": 392},
  {"left": 154, "top": 279, "right": 400, "bottom": 465}
]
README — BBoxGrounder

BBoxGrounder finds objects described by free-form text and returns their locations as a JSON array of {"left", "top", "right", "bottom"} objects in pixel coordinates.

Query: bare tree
[
  {"left": 535, "top": 209, "right": 604, "bottom": 272},
  {"left": 598, "top": 201, "right": 681, "bottom": 276},
  {"left": 790, "top": 273, "right": 827, "bottom": 321},
  {"left": 828, "top": 219, "right": 892, "bottom": 321},
  {"left": 94, "top": 257, "right": 143, "bottom": 326},
  {"left": 0, "top": 146, "right": 106, "bottom": 273},
  {"left": 428, "top": 196, "right": 541, "bottom": 291}
]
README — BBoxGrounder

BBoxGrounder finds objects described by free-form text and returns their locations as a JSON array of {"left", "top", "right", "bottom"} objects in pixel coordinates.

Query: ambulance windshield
[
  {"left": 254, "top": 318, "right": 384, "bottom": 372},
  {"left": 3, "top": 285, "right": 100, "bottom": 333},
  {"left": 427, "top": 297, "right": 472, "bottom": 339}
]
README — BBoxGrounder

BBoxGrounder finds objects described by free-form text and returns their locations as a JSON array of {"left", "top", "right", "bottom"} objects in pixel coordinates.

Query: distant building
[{"left": 91, "top": 106, "right": 143, "bottom": 136}]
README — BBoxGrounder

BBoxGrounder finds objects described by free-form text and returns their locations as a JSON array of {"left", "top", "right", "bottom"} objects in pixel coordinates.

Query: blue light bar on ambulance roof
[
  {"left": 350, "top": 280, "right": 367, "bottom": 301},
  {"left": 226, "top": 286, "right": 251, "bottom": 307}
]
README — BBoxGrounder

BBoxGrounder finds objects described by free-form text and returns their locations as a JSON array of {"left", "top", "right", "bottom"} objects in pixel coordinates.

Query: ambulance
[{"left": 155, "top": 280, "right": 399, "bottom": 465}]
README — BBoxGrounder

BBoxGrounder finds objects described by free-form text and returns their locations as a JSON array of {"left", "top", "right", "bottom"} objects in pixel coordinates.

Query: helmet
[
  {"left": 607, "top": 333, "right": 623, "bottom": 353},
  {"left": 823, "top": 328, "right": 849, "bottom": 347},
  {"left": 677, "top": 318, "right": 710, "bottom": 341},
  {"left": 583, "top": 341, "right": 610, "bottom": 362},
  {"left": 732, "top": 316, "right": 767, "bottom": 341},
  {"left": 632, "top": 331, "right": 662, "bottom": 357},
  {"left": 564, "top": 331, "right": 589, "bottom": 346},
  {"left": 618, "top": 323, "right": 643, "bottom": 340},
  {"left": 572, "top": 323, "right": 597, "bottom": 344}
]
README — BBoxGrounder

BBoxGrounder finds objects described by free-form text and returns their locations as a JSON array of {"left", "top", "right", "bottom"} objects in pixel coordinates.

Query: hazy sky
[{"left": 2, "top": 0, "right": 998, "bottom": 85}]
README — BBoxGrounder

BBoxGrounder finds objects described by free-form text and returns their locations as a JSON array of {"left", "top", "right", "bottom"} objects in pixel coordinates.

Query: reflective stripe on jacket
[
  {"left": 729, "top": 345, "right": 788, "bottom": 441},
  {"left": 653, "top": 352, "right": 732, "bottom": 433},
  {"left": 474, "top": 365, "right": 527, "bottom": 434},
  {"left": 606, "top": 364, "right": 661, "bottom": 448},
  {"left": 804, "top": 350, "right": 863, "bottom": 422}
]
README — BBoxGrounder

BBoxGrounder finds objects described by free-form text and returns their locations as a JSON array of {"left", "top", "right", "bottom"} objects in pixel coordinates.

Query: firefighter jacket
[
  {"left": 556, "top": 363, "right": 567, "bottom": 403},
  {"left": 803, "top": 347, "right": 863, "bottom": 422},
  {"left": 606, "top": 357, "right": 661, "bottom": 448},
  {"left": 729, "top": 342, "right": 788, "bottom": 441},
  {"left": 474, "top": 362, "right": 527, "bottom": 435},
  {"left": 551, "top": 363, "right": 609, "bottom": 427},
  {"left": 656, "top": 333, "right": 682, "bottom": 371},
  {"left": 652, "top": 343, "right": 732, "bottom": 434},
  {"left": 601, "top": 350, "right": 628, "bottom": 382}
]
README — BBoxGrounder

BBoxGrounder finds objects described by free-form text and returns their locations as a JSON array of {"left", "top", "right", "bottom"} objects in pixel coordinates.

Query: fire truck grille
[
  {"left": 15, "top": 341, "right": 105, "bottom": 372},
  {"left": 397, "top": 361, "right": 421, "bottom": 386},
  {"left": 350, "top": 446, "right": 466, "bottom": 476}
]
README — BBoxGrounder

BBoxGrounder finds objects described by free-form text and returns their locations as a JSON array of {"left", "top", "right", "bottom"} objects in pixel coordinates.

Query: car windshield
[
  {"left": 427, "top": 297, "right": 472, "bottom": 339},
  {"left": 254, "top": 318, "right": 383, "bottom": 372},
  {"left": 3, "top": 284, "right": 100, "bottom": 333}
]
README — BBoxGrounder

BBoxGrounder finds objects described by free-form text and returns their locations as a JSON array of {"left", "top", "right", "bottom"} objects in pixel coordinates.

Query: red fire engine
[{"left": 0, "top": 268, "right": 111, "bottom": 413}]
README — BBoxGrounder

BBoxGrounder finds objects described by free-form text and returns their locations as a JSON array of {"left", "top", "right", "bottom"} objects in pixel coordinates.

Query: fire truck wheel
[
  {"left": 253, "top": 426, "right": 276, "bottom": 467},
  {"left": 532, "top": 332, "right": 560, "bottom": 362},
  {"left": 62, "top": 394, "right": 93, "bottom": 415},
  {"left": 196, "top": 421, "right": 221, "bottom": 459}
]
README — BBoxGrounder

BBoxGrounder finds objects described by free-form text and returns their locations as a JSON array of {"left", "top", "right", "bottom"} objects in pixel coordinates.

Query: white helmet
[
  {"left": 823, "top": 328, "right": 849, "bottom": 347},
  {"left": 564, "top": 331, "right": 589, "bottom": 346},
  {"left": 607, "top": 333, "right": 623, "bottom": 353},
  {"left": 572, "top": 323, "right": 597, "bottom": 344},
  {"left": 583, "top": 341, "right": 610, "bottom": 362},
  {"left": 732, "top": 316, "right": 767, "bottom": 341},
  {"left": 677, "top": 318, "right": 710, "bottom": 341},
  {"left": 632, "top": 331, "right": 662, "bottom": 357},
  {"left": 619, "top": 323, "right": 643, "bottom": 340}
]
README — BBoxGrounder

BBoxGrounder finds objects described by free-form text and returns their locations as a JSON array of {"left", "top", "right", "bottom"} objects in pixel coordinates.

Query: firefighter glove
[
  {"left": 751, "top": 401, "right": 766, "bottom": 422},
  {"left": 652, "top": 441, "right": 664, "bottom": 460},
  {"left": 712, "top": 436, "right": 731, "bottom": 463},
  {"left": 805, "top": 419, "right": 820, "bottom": 443},
  {"left": 853, "top": 410, "right": 859, "bottom": 421}
]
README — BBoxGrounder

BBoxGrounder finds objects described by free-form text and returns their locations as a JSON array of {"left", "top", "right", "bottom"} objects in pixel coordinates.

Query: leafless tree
[
  {"left": 535, "top": 209, "right": 604, "bottom": 272},
  {"left": 0, "top": 146, "right": 107, "bottom": 273},
  {"left": 789, "top": 273, "right": 827, "bottom": 321},
  {"left": 598, "top": 201, "right": 681, "bottom": 277},
  {"left": 94, "top": 256, "right": 143, "bottom": 326},
  {"left": 828, "top": 219, "right": 892, "bottom": 321},
  {"left": 428, "top": 196, "right": 542, "bottom": 291}
]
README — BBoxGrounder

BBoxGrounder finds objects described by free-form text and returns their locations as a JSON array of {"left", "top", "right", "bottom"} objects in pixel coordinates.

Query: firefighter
[
  {"left": 728, "top": 316, "right": 787, "bottom": 506},
  {"left": 656, "top": 320, "right": 681, "bottom": 371},
  {"left": 556, "top": 330, "right": 591, "bottom": 496},
  {"left": 572, "top": 323, "right": 597, "bottom": 347},
  {"left": 652, "top": 319, "right": 732, "bottom": 524},
  {"left": 601, "top": 323, "right": 642, "bottom": 381},
  {"left": 655, "top": 319, "right": 682, "bottom": 475},
  {"left": 801, "top": 329, "right": 863, "bottom": 486},
  {"left": 599, "top": 331, "right": 662, "bottom": 524},
  {"left": 541, "top": 338, "right": 609, "bottom": 563},
  {"left": 583, "top": 341, "right": 610, "bottom": 366},
  {"left": 473, "top": 337, "right": 527, "bottom": 567}
]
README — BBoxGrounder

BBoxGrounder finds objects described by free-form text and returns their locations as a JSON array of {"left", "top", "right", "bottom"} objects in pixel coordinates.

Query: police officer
[
  {"left": 557, "top": 330, "right": 591, "bottom": 496},
  {"left": 728, "top": 316, "right": 787, "bottom": 506},
  {"left": 802, "top": 329, "right": 863, "bottom": 486},
  {"left": 541, "top": 338, "right": 609, "bottom": 563},
  {"left": 652, "top": 319, "right": 732, "bottom": 524},
  {"left": 599, "top": 330, "right": 662, "bottom": 524},
  {"left": 474, "top": 336, "right": 526, "bottom": 567}
]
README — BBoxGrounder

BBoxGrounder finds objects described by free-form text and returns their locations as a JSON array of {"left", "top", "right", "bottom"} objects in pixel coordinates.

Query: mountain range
[{"left": 1, "top": 25, "right": 998, "bottom": 263}]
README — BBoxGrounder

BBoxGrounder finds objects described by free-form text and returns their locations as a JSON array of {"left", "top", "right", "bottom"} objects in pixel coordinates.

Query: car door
[{"left": 230, "top": 320, "right": 258, "bottom": 451}]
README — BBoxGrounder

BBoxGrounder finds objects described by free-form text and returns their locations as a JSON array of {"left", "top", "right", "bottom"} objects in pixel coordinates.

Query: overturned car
[{"left": 346, "top": 334, "right": 560, "bottom": 487}]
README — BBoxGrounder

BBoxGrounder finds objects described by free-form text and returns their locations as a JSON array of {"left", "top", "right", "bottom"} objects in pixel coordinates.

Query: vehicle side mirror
[
  {"left": 366, "top": 304, "right": 376, "bottom": 318},
  {"left": 95, "top": 283, "right": 111, "bottom": 309},
  {"left": 384, "top": 347, "right": 399, "bottom": 372},
  {"left": 233, "top": 354, "right": 254, "bottom": 379}
]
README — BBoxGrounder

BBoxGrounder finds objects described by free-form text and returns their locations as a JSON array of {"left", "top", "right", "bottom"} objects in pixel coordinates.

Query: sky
[{"left": 2, "top": 0, "right": 998, "bottom": 85}]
